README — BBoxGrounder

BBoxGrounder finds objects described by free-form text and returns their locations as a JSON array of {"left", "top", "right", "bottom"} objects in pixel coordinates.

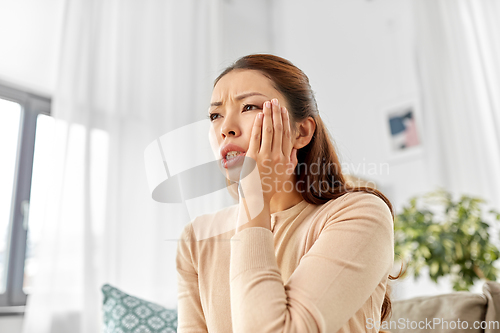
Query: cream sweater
[{"left": 176, "top": 191, "right": 394, "bottom": 333}]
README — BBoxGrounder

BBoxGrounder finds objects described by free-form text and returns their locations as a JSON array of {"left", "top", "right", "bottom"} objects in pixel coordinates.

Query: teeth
[{"left": 226, "top": 151, "right": 243, "bottom": 160}]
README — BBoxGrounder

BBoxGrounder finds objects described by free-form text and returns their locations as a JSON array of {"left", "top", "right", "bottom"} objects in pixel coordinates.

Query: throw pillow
[{"left": 101, "top": 283, "right": 177, "bottom": 333}]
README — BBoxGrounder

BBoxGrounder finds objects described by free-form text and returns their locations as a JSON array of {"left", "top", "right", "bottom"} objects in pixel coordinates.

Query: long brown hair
[{"left": 214, "top": 54, "right": 404, "bottom": 325}]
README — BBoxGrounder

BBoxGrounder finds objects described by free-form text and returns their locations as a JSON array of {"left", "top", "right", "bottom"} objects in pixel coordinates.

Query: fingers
[
  {"left": 247, "top": 111, "right": 264, "bottom": 158},
  {"left": 289, "top": 148, "right": 298, "bottom": 174},
  {"left": 271, "top": 98, "right": 283, "bottom": 154},
  {"left": 281, "top": 106, "right": 293, "bottom": 162},
  {"left": 261, "top": 101, "right": 273, "bottom": 154}
]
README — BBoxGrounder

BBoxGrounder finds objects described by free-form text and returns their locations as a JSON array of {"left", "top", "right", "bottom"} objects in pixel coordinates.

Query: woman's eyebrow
[{"left": 210, "top": 92, "right": 268, "bottom": 107}]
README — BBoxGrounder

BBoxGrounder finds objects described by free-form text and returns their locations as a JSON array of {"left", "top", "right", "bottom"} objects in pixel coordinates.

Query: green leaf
[
  {"left": 394, "top": 187, "right": 500, "bottom": 292},
  {"left": 430, "top": 261, "right": 439, "bottom": 276}
]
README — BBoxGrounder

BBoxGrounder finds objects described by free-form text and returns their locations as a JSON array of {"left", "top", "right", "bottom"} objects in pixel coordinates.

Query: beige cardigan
[{"left": 176, "top": 191, "right": 394, "bottom": 332}]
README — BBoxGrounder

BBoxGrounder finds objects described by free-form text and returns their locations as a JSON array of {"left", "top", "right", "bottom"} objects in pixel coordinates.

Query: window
[{"left": 0, "top": 83, "right": 51, "bottom": 309}]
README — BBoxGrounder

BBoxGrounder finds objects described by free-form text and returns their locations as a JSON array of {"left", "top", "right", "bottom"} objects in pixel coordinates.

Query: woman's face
[{"left": 209, "top": 69, "right": 292, "bottom": 178}]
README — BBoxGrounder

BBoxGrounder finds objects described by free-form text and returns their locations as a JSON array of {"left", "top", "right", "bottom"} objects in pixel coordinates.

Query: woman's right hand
[{"left": 237, "top": 99, "right": 297, "bottom": 226}]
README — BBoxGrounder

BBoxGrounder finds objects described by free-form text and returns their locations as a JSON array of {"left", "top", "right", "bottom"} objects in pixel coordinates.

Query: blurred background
[{"left": 0, "top": 0, "right": 499, "bottom": 332}]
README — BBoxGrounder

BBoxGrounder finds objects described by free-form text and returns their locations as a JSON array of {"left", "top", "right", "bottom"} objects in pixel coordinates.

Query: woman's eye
[
  {"left": 208, "top": 113, "right": 220, "bottom": 122},
  {"left": 208, "top": 105, "right": 258, "bottom": 122},
  {"left": 243, "top": 104, "right": 259, "bottom": 112}
]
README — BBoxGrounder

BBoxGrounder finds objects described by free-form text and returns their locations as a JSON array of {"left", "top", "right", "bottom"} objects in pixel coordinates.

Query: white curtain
[
  {"left": 415, "top": 0, "right": 500, "bottom": 210},
  {"left": 22, "top": 0, "right": 223, "bottom": 332}
]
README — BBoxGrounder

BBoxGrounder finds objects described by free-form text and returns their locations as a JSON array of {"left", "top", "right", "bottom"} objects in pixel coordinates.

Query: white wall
[
  {"left": 0, "top": 0, "right": 65, "bottom": 96},
  {"left": 0, "top": 316, "right": 23, "bottom": 332},
  {"left": 220, "top": 0, "right": 273, "bottom": 67}
]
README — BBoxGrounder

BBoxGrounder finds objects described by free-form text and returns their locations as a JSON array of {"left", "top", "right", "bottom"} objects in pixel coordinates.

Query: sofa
[
  {"left": 101, "top": 281, "right": 500, "bottom": 333},
  {"left": 381, "top": 281, "right": 500, "bottom": 333}
]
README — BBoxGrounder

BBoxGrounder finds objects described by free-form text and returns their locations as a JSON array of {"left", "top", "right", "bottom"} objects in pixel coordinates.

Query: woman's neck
[{"left": 269, "top": 189, "right": 304, "bottom": 214}]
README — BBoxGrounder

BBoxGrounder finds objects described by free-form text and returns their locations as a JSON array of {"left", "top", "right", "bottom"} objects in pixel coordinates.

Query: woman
[{"left": 176, "top": 54, "right": 402, "bottom": 333}]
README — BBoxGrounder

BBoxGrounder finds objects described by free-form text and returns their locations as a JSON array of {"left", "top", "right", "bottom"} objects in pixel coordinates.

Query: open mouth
[{"left": 222, "top": 151, "right": 246, "bottom": 169}]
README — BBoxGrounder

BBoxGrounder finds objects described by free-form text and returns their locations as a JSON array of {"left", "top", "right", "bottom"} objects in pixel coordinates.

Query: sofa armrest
[
  {"left": 383, "top": 291, "right": 487, "bottom": 332},
  {"left": 482, "top": 281, "right": 500, "bottom": 333}
]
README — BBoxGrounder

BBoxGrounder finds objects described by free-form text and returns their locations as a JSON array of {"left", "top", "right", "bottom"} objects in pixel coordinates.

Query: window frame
[{"left": 0, "top": 82, "right": 51, "bottom": 310}]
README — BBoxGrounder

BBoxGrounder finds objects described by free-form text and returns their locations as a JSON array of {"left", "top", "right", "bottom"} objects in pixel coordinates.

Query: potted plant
[{"left": 394, "top": 187, "right": 500, "bottom": 291}]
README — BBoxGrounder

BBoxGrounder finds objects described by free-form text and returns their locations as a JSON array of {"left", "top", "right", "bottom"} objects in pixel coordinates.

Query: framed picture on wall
[{"left": 380, "top": 99, "right": 424, "bottom": 163}]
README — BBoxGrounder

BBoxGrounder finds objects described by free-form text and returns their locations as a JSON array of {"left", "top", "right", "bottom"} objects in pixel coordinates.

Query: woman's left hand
[{"left": 238, "top": 98, "right": 298, "bottom": 211}]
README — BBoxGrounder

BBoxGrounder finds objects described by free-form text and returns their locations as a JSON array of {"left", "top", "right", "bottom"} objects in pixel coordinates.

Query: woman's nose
[{"left": 220, "top": 116, "right": 240, "bottom": 138}]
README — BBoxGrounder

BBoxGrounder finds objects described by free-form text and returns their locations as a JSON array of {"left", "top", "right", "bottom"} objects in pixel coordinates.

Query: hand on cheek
[{"left": 239, "top": 98, "right": 298, "bottom": 206}]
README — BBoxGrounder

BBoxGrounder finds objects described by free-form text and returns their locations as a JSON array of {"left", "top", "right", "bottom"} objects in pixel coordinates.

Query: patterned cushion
[{"left": 101, "top": 284, "right": 177, "bottom": 333}]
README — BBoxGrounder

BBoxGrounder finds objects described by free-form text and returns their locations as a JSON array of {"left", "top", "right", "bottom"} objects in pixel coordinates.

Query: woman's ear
[{"left": 293, "top": 116, "right": 316, "bottom": 149}]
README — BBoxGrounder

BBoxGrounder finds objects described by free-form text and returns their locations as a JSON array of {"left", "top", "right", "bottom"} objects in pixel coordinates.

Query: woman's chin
[
  {"left": 226, "top": 165, "right": 243, "bottom": 182},
  {"left": 215, "top": 158, "right": 243, "bottom": 182}
]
